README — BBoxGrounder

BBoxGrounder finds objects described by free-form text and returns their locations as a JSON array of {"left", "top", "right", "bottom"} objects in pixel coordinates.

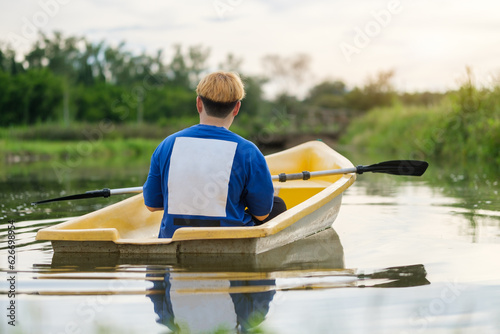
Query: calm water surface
[{"left": 1, "top": 160, "right": 499, "bottom": 333}]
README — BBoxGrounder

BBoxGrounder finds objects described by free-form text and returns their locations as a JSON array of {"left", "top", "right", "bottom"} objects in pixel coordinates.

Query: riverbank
[
  {"left": 340, "top": 92, "right": 500, "bottom": 172},
  {"left": 1, "top": 138, "right": 159, "bottom": 164},
  {"left": 3, "top": 79, "right": 499, "bottom": 173},
  {"left": 0, "top": 120, "right": 339, "bottom": 164}
]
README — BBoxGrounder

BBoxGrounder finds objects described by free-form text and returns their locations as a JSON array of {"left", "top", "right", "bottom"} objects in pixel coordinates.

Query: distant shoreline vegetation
[
  {"left": 341, "top": 69, "right": 500, "bottom": 171},
  {"left": 1, "top": 31, "right": 441, "bottom": 128},
  {"left": 1, "top": 32, "right": 498, "bottom": 170}
]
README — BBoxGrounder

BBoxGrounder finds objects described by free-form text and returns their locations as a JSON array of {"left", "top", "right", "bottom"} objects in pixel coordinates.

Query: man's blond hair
[{"left": 196, "top": 71, "right": 245, "bottom": 103}]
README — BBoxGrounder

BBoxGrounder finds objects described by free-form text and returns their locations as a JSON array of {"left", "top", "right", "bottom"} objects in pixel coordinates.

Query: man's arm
[
  {"left": 244, "top": 147, "right": 274, "bottom": 223},
  {"left": 252, "top": 213, "right": 269, "bottom": 221},
  {"left": 146, "top": 206, "right": 164, "bottom": 212},
  {"left": 144, "top": 150, "right": 164, "bottom": 212}
]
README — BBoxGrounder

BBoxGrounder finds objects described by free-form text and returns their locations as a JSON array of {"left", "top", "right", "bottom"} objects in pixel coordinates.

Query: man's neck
[{"left": 199, "top": 114, "right": 233, "bottom": 130}]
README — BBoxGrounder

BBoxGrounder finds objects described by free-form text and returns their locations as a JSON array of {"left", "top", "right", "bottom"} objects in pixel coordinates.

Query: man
[{"left": 143, "top": 71, "right": 286, "bottom": 238}]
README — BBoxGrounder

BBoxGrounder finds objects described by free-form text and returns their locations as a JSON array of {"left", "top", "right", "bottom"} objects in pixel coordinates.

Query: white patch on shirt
[{"left": 167, "top": 137, "right": 237, "bottom": 217}]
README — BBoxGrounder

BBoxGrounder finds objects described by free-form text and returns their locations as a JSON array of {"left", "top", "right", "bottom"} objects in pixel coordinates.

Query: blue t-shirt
[{"left": 143, "top": 124, "right": 274, "bottom": 238}]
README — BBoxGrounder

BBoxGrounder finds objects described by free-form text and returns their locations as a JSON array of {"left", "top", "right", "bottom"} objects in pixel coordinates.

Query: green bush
[{"left": 341, "top": 82, "right": 500, "bottom": 167}]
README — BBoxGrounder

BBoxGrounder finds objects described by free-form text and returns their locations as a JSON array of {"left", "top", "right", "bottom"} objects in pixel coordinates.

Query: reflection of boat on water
[
  {"left": 49, "top": 227, "right": 429, "bottom": 290},
  {"left": 47, "top": 228, "right": 346, "bottom": 333},
  {"left": 135, "top": 229, "right": 428, "bottom": 333},
  {"left": 144, "top": 264, "right": 430, "bottom": 333},
  {"left": 37, "top": 141, "right": 356, "bottom": 254},
  {"left": 43, "top": 228, "right": 430, "bottom": 333},
  {"left": 50, "top": 227, "right": 346, "bottom": 271}
]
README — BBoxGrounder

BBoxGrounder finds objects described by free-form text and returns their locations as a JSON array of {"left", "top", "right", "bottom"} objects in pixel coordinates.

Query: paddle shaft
[
  {"left": 31, "top": 187, "right": 143, "bottom": 205},
  {"left": 33, "top": 168, "right": 343, "bottom": 204},
  {"left": 32, "top": 160, "right": 427, "bottom": 204},
  {"left": 272, "top": 167, "right": 357, "bottom": 182},
  {"left": 109, "top": 187, "right": 143, "bottom": 195}
]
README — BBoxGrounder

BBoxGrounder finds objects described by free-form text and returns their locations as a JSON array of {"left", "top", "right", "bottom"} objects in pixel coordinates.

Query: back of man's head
[{"left": 196, "top": 71, "right": 246, "bottom": 118}]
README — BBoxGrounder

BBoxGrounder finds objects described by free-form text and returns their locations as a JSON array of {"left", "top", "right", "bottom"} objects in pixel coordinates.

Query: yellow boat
[{"left": 36, "top": 141, "right": 356, "bottom": 254}]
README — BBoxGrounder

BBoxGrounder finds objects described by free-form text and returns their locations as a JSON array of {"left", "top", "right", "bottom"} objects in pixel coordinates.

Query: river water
[{"left": 1, "top": 156, "right": 499, "bottom": 333}]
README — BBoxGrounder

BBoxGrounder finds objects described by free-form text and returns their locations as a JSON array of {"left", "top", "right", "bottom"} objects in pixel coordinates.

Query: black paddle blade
[
  {"left": 357, "top": 160, "right": 428, "bottom": 176},
  {"left": 31, "top": 188, "right": 111, "bottom": 205}
]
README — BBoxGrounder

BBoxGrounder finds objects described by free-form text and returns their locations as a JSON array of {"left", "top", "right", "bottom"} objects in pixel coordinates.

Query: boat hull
[
  {"left": 50, "top": 194, "right": 343, "bottom": 254},
  {"left": 50, "top": 227, "right": 346, "bottom": 271}
]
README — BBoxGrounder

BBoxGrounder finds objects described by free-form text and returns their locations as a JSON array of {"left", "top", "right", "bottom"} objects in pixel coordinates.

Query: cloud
[{"left": 1, "top": 0, "right": 499, "bottom": 92}]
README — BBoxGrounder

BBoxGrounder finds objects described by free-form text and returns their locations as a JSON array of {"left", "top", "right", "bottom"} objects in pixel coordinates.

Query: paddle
[
  {"left": 273, "top": 160, "right": 428, "bottom": 182},
  {"left": 31, "top": 187, "right": 143, "bottom": 205},
  {"left": 31, "top": 160, "right": 428, "bottom": 204}
]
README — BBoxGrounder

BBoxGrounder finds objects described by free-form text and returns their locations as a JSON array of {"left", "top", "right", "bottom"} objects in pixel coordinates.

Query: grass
[
  {"left": 0, "top": 114, "right": 299, "bottom": 163},
  {"left": 340, "top": 94, "right": 500, "bottom": 169},
  {"left": 0, "top": 121, "right": 189, "bottom": 163},
  {"left": 0, "top": 121, "right": 196, "bottom": 141},
  {"left": 341, "top": 102, "right": 449, "bottom": 156},
  {"left": 1, "top": 137, "right": 159, "bottom": 164}
]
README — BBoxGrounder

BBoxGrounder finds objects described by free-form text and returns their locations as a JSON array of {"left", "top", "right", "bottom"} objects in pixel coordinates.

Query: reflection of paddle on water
[{"left": 145, "top": 264, "right": 429, "bottom": 294}]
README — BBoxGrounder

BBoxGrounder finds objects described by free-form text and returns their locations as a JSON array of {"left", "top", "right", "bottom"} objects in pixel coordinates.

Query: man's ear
[
  {"left": 232, "top": 100, "right": 241, "bottom": 116},
  {"left": 196, "top": 96, "right": 204, "bottom": 114}
]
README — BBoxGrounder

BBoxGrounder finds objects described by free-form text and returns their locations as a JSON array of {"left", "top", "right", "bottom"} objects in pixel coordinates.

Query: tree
[
  {"left": 346, "top": 70, "right": 396, "bottom": 111},
  {"left": 306, "top": 80, "right": 347, "bottom": 109},
  {"left": 24, "top": 32, "right": 82, "bottom": 125},
  {"left": 24, "top": 69, "right": 64, "bottom": 124},
  {"left": 0, "top": 68, "right": 63, "bottom": 126},
  {"left": 261, "top": 53, "right": 311, "bottom": 97},
  {"left": 0, "top": 32, "right": 219, "bottom": 127},
  {"left": 167, "top": 44, "right": 211, "bottom": 89},
  {"left": 239, "top": 75, "right": 268, "bottom": 117},
  {"left": 0, "top": 46, "right": 23, "bottom": 75},
  {"left": 218, "top": 53, "right": 243, "bottom": 72}
]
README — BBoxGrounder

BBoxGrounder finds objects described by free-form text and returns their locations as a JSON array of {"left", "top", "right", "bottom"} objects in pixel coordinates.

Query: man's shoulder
[
  {"left": 157, "top": 126, "right": 197, "bottom": 146},
  {"left": 182, "top": 125, "right": 258, "bottom": 148},
  {"left": 157, "top": 125, "right": 262, "bottom": 155}
]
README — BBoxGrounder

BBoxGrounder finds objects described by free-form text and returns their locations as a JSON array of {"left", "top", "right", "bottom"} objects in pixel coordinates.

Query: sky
[{"left": 1, "top": 0, "right": 500, "bottom": 96}]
